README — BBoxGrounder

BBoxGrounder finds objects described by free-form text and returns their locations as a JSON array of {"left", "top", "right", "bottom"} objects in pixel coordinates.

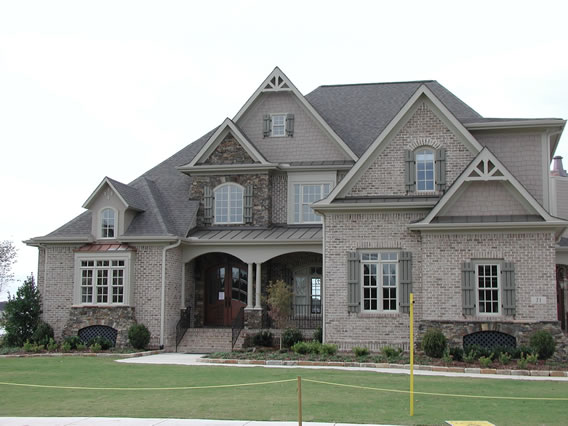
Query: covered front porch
[{"left": 175, "top": 226, "right": 323, "bottom": 352}]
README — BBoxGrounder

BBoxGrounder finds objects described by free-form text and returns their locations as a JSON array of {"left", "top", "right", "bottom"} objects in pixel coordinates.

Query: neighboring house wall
[
  {"left": 347, "top": 102, "right": 475, "bottom": 197},
  {"left": 324, "top": 212, "right": 424, "bottom": 350},
  {"left": 238, "top": 92, "right": 351, "bottom": 163},
  {"left": 553, "top": 176, "right": 568, "bottom": 219},
  {"left": 474, "top": 131, "right": 544, "bottom": 205},
  {"left": 271, "top": 172, "right": 287, "bottom": 224},
  {"left": 421, "top": 231, "right": 557, "bottom": 322},
  {"left": 443, "top": 181, "right": 531, "bottom": 216},
  {"left": 191, "top": 174, "right": 271, "bottom": 227}
]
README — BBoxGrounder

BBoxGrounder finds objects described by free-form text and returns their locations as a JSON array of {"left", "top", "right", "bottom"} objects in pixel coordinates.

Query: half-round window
[
  {"left": 101, "top": 208, "right": 116, "bottom": 238},
  {"left": 214, "top": 184, "right": 243, "bottom": 224},
  {"left": 415, "top": 148, "right": 435, "bottom": 191}
]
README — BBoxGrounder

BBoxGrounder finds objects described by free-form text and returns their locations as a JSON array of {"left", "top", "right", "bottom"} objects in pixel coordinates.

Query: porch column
[
  {"left": 247, "top": 262, "right": 254, "bottom": 309},
  {"left": 255, "top": 262, "right": 262, "bottom": 309}
]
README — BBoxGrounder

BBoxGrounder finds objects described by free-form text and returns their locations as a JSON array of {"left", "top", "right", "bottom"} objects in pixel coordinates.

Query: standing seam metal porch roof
[{"left": 188, "top": 226, "right": 322, "bottom": 242}]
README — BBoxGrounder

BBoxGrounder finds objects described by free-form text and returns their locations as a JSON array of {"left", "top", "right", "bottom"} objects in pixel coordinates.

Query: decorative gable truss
[{"left": 409, "top": 148, "right": 568, "bottom": 235}]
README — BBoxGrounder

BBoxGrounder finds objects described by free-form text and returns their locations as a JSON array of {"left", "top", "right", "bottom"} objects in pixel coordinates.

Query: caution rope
[{"left": 302, "top": 378, "right": 568, "bottom": 401}]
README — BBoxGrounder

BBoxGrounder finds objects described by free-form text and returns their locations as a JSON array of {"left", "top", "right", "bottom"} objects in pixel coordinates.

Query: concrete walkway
[
  {"left": 0, "top": 419, "right": 399, "bottom": 426},
  {"left": 117, "top": 353, "right": 568, "bottom": 382}
]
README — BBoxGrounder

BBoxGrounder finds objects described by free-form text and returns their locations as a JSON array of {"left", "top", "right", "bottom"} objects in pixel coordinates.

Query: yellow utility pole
[{"left": 410, "top": 292, "right": 414, "bottom": 416}]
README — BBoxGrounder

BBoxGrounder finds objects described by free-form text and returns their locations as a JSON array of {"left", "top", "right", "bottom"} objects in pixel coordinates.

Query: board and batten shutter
[
  {"left": 286, "top": 113, "right": 295, "bottom": 137},
  {"left": 347, "top": 251, "right": 361, "bottom": 313},
  {"left": 404, "top": 150, "right": 416, "bottom": 192},
  {"left": 203, "top": 186, "right": 213, "bottom": 225},
  {"left": 263, "top": 115, "right": 272, "bottom": 137},
  {"left": 244, "top": 184, "right": 253, "bottom": 224},
  {"left": 399, "top": 251, "right": 412, "bottom": 313},
  {"left": 501, "top": 262, "right": 516, "bottom": 316},
  {"left": 435, "top": 147, "right": 447, "bottom": 191},
  {"left": 462, "top": 262, "right": 476, "bottom": 315}
]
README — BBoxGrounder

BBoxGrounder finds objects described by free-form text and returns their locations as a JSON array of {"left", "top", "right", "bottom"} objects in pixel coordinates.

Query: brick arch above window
[{"left": 406, "top": 137, "right": 443, "bottom": 151}]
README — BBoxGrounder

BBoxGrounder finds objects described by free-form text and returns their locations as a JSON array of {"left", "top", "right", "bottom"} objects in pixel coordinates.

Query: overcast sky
[{"left": 1, "top": 0, "right": 567, "bottom": 299}]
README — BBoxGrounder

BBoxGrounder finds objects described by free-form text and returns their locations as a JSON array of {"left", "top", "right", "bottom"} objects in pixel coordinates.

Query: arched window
[
  {"left": 101, "top": 208, "right": 116, "bottom": 238},
  {"left": 214, "top": 184, "right": 243, "bottom": 224},
  {"left": 415, "top": 148, "right": 435, "bottom": 191}
]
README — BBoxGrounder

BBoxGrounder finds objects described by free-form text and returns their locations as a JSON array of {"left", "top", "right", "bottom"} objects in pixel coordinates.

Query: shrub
[
  {"left": 63, "top": 335, "right": 82, "bottom": 350},
  {"left": 282, "top": 328, "right": 303, "bottom": 348},
  {"left": 321, "top": 343, "right": 338, "bottom": 355},
  {"left": 517, "top": 354, "right": 529, "bottom": 369},
  {"left": 252, "top": 330, "right": 274, "bottom": 347},
  {"left": 46, "top": 338, "right": 58, "bottom": 352},
  {"left": 529, "top": 330, "right": 555, "bottom": 360},
  {"left": 87, "top": 336, "right": 113, "bottom": 350},
  {"left": 463, "top": 349, "right": 477, "bottom": 363},
  {"left": 23, "top": 340, "right": 42, "bottom": 353},
  {"left": 421, "top": 329, "right": 447, "bottom": 358},
  {"left": 381, "top": 346, "right": 403, "bottom": 362},
  {"left": 32, "top": 321, "right": 54, "bottom": 347},
  {"left": 463, "top": 344, "right": 491, "bottom": 359},
  {"left": 292, "top": 341, "right": 310, "bottom": 354},
  {"left": 306, "top": 341, "right": 322, "bottom": 354},
  {"left": 442, "top": 347, "right": 453, "bottom": 365},
  {"left": 352, "top": 346, "right": 369, "bottom": 357},
  {"left": 128, "top": 323, "right": 151, "bottom": 350},
  {"left": 76, "top": 343, "right": 87, "bottom": 351},
  {"left": 499, "top": 352, "right": 512, "bottom": 365},
  {"left": 449, "top": 346, "right": 464, "bottom": 362},
  {"left": 90, "top": 342, "right": 102, "bottom": 353},
  {"left": 1, "top": 276, "right": 42, "bottom": 347},
  {"left": 62, "top": 342, "right": 72, "bottom": 352},
  {"left": 479, "top": 355, "right": 493, "bottom": 368},
  {"left": 265, "top": 280, "right": 293, "bottom": 328},
  {"left": 313, "top": 327, "right": 322, "bottom": 343},
  {"left": 526, "top": 353, "right": 539, "bottom": 364}
]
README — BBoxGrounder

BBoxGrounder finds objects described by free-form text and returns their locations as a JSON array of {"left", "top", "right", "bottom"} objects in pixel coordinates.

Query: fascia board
[
  {"left": 117, "top": 235, "right": 180, "bottom": 243},
  {"left": 278, "top": 164, "right": 354, "bottom": 171},
  {"left": 24, "top": 236, "right": 94, "bottom": 246},
  {"left": 465, "top": 119, "right": 566, "bottom": 130},
  {"left": 313, "top": 202, "right": 436, "bottom": 212},
  {"left": 233, "top": 66, "right": 358, "bottom": 162},
  {"left": 178, "top": 164, "right": 278, "bottom": 175},
  {"left": 82, "top": 177, "right": 129, "bottom": 210},
  {"left": 407, "top": 221, "right": 568, "bottom": 231}
]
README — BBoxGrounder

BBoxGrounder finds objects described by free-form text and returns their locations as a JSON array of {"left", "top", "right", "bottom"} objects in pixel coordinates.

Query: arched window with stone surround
[{"left": 214, "top": 183, "right": 244, "bottom": 224}]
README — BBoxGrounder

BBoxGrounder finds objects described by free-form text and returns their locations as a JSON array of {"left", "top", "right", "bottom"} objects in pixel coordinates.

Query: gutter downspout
[
  {"left": 37, "top": 244, "right": 49, "bottom": 311},
  {"left": 160, "top": 239, "right": 182, "bottom": 349}
]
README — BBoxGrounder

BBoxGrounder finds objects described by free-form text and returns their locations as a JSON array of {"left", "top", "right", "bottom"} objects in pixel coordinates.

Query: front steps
[{"left": 176, "top": 328, "right": 243, "bottom": 353}]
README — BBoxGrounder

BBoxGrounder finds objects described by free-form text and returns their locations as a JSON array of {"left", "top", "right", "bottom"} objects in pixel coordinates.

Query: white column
[
  {"left": 255, "top": 262, "right": 262, "bottom": 309},
  {"left": 247, "top": 262, "right": 254, "bottom": 308}
]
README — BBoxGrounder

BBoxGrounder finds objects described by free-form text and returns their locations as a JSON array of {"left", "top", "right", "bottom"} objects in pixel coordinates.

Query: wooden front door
[{"left": 205, "top": 263, "right": 248, "bottom": 326}]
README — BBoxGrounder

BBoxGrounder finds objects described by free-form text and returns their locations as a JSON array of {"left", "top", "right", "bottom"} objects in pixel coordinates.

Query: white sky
[{"left": 1, "top": 0, "right": 568, "bottom": 299}]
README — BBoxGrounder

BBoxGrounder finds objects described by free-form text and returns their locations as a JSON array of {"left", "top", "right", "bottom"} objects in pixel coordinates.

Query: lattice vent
[
  {"left": 463, "top": 331, "right": 516, "bottom": 349},
  {"left": 78, "top": 325, "right": 117, "bottom": 346}
]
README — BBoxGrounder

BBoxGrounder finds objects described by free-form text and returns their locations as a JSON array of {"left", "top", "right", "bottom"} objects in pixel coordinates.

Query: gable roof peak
[{"left": 82, "top": 176, "right": 146, "bottom": 211}]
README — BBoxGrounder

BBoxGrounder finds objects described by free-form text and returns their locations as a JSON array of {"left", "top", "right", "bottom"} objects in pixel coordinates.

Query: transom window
[
  {"left": 415, "top": 148, "right": 435, "bottom": 191},
  {"left": 80, "top": 259, "right": 126, "bottom": 304},
  {"left": 101, "top": 208, "right": 115, "bottom": 238},
  {"left": 214, "top": 184, "right": 243, "bottom": 224},
  {"left": 361, "top": 252, "right": 398, "bottom": 312},
  {"left": 477, "top": 264, "right": 500, "bottom": 314},
  {"left": 294, "top": 183, "right": 330, "bottom": 223},
  {"left": 271, "top": 114, "right": 286, "bottom": 137}
]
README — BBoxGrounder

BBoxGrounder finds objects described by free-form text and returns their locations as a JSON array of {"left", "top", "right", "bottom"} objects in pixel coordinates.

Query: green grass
[{"left": 0, "top": 357, "right": 567, "bottom": 425}]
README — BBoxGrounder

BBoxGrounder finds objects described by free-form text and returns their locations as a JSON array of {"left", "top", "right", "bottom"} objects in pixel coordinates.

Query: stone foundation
[
  {"left": 245, "top": 309, "right": 262, "bottom": 329},
  {"left": 62, "top": 306, "right": 137, "bottom": 348},
  {"left": 419, "top": 320, "right": 568, "bottom": 360}
]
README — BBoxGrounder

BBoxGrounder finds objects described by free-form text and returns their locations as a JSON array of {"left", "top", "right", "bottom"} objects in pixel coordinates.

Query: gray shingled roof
[
  {"left": 305, "top": 80, "right": 482, "bottom": 157},
  {"left": 106, "top": 177, "right": 147, "bottom": 211}
]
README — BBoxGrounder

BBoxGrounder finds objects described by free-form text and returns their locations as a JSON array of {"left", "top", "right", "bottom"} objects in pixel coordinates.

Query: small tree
[
  {"left": 265, "top": 280, "right": 293, "bottom": 329},
  {"left": 2, "top": 275, "right": 42, "bottom": 347},
  {"left": 0, "top": 240, "right": 17, "bottom": 293}
]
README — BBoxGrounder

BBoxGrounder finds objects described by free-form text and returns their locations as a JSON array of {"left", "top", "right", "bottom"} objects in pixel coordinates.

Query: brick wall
[
  {"left": 164, "top": 246, "right": 182, "bottom": 349},
  {"left": 347, "top": 102, "right": 474, "bottom": 197},
  {"left": 444, "top": 181, "right": 530, "bottom": 216},
  {"left": 238, "top": 92, "right": 351, "bottom": 162}
]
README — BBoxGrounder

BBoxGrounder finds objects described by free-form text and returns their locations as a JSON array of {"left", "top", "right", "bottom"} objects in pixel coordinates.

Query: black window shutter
[
  {"left": 462, "top": 262, "right": 476, "bottom": 315},
  {"left": 203, "top": 186, "right": 213, "bottom": 225},
  {"left": 501, "top": 262, "right": 516, "bottom": 316},
  {"left": 404, "top": 150, "right": 416, "bottom": 192},
  {"left": 436, "top": 148, "right": 447, "bottom": 191},
  {"left": 347, "top": 251, "right": 361, "bottom": 313},
  {"left": 244, "top": 184, "right": 253, "bottom": 224},
  {"left": 286, "top": 113, "right": 295, "bottom": 137},
  {"left": 263, "top": 115, "right": 272, "bottom": 137},
  {"left": 399, "top": 251, "right": 412, "bottom": 313}
]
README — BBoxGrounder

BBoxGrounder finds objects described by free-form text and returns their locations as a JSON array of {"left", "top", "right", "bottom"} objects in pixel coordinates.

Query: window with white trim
[
  {"left": 477, "top": 263, "right": 500, "bottom": 314},
  {"left": 101, "top": 208, "right": 116, "bottom": 238},
  {"left": 214, "top": 183, "right": 244, "bottom": 224},
  {"left": 415, "top": 148, "right": 435, "bottom": 191},
  {"left": 361, "top": 252, "right": 398, "bottom": 312},
  {"left": 79, "top": 259, "right": 127, "bottom": 304},
  {"left": 271, "top": 114, "right": 286, "bottom": 137},
  {"left": 293, "top": 183, "right": 330, "bottom": 223}
]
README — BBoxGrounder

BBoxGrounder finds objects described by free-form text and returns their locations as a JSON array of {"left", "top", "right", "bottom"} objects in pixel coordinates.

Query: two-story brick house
[{"left": 26, "top": 67, "right": 568, "bottom": 355}]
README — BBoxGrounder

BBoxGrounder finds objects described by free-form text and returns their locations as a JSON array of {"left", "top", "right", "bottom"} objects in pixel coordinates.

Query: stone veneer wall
[
  {"left": 190, "top": 174, "right": 271, "bottom": 227},
  {"left": 271, "top": 173, "right": 287, "bottom": 224},
  {"left": 324, "top": 212, "right": 424, "bottom": 349},
  {"left": 347, "top": 102, "right": 475, "bottom": 197},
  {"left": 202, "top": 135, "right": 256, "bottom": 165}
]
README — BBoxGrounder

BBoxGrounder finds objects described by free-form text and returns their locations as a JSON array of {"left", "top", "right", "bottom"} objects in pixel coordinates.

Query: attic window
[
  {"left": 271, "top": 114, "right": 286, "bottom": 137},
  {"left": 101, "top": 208, "right": 116, "bottom": 239}
]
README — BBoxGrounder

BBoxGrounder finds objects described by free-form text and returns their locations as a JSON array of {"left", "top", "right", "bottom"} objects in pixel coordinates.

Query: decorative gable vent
[
  {"left": 263, "top": 75, "right": 290, "bottom": 91},
  {"left": 467, "top": 159, "right": 505, "bottom": 180}
]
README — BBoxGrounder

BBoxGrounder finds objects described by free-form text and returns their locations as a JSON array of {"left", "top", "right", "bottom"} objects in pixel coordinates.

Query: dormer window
[
  {"left": 101, "top": 208, "right": 116, "bottom": 238},
  {"left": 416, "top": 148, "right": 435, "bottom": 191},
  {"left": 214, "top": 183, "right": 244, "bottom": 224}
]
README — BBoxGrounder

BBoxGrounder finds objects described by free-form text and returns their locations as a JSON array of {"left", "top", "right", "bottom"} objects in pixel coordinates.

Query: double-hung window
[
  {"left": 101, "top": 208, "right": 116, "bottom": 238},
  {"left": 361, "top": 252, "right": 398, "bottom": 312},
  {"left": 271, "top": 114, "right": 286, "bottom": 137},
  {"left": 214, "top": 183, "right": 243, "bottom": 224},
  {"left": 476, "top": 263, "right": 500, "bottom": 314},
  {"left": 293, "top": 183, "right": 330, "bottom": 223},
  {"left": 415, "top": 148, "right": 435, "bottom": 191},
  {"left": 79, "top": 258, "right": 128, "bottom": 305}
]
